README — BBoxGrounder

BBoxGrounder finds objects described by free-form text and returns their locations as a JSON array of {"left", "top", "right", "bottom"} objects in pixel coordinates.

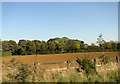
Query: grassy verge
[
  {"left": 3, "top": 69, "right": 118, "bottom": 82},
  {"left": 36, "top": 69, "right": 119, "bottom": 82},
  {"left": 2, "top": 58, "right": 119, "bottom": 82}
]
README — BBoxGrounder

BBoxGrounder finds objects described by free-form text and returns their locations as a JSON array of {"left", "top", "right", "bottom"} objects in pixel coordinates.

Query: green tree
[
  {"left": 47, "top": 40, "right": 56, "bottom": 54},
  {"left": 110, "top": 41, "right": 118, "bottom": 52},
  {"left": 117, "top": 42, "right": 120, "bottom": 51},
  {"left": 104, "top": 42, "right": 112, "bottom": 51},
  {"left": 17, "top": 47, "right": 26, "bottom": 55},
  {"left": 26, "top": 40, "right": 36, "bottom": 55},
  {"left": 18, "top": 40, "right": 27, "bottom": 49},
  {"left": 88, "top": 43, "right": 98, "bottom": 52},
  {"left": 8, "top": 40, "right": 18, "bottom": 55},
  {"left": 2, "top": 41, "right": 12, "bottom": 56},
  {"left": 62, "top": 37, "right": 70, "bottom": 53},
  {"left": 33, "top": 40, "right": 41, "bottom": 54},
  {"left": 75, "top": 40, "right": 85, "bottom": 51},
  {"left": 40, "top": 41, "right": 47, "bottom": 54},
  {"left": 2, "top": 41, "right": 9, "bottom": 51},
  {"left": 51, "top": 38, "right": 64, "bottom": 53},
  {"left": 62, "top": 37, "right": 69, "bottom": 41},
  {"left": 18, "top": 40, "right": 27, "bottom": 55},
  {"left": 97, "top": 33, "right": 105, "bottom": 51},
  {"left": 66, "top": 39, "right": 80, "bottom": 53}
]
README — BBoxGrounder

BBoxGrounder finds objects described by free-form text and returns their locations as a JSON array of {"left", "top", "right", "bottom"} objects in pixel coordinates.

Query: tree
[
  {"left": 117, "top": 42, "right": 120, "bottom": 51},
  {"left": 2, "top": 41, "right": 9, "bottom": 51},
  {"left": 51, "top": 38, "right": 64, "bottom": 53},
  {"left": 75, "top": 40, "right": 85, "bottom": 51},
  {"left": 88, "top": 43, "right": 98, "bottom": 52},
  {"left": 74, "top": 40, "right": 80, "bottom": 52},
  {"left": 26, "top": 40, "right": 36, "bottom": 55},
  {"left": 62, "top": 37, "right": 69, "bottom": 41},
  {"left": 18, "top": 40, "right": 27, "bottom": 55},
  {"left": 18, "top": 40, "right": 27, "bottom": 49},
  {"left": 62, "top": 37, "right": 70, "bottom": 53},
  {"left": 40, "top": 41, "right": 47, "bottom": 54},
  {"left": 97, "top": 33, "right": 105, "bottom": 46},
  {"left": 104, "top": 42, "right": 112, "bottom": 51},
  {"left": 47, "top": 40, "right": 56, "bottom": 54},
  {"left": 33, "top": 40, "right": 41, "bottom": 54},
  {"left": 66, "top": 39, "right": 80, "bottom": 53},
  {"left": 8, "top": 40, "right": 18, "bottom": 55},
  {"left": 17, "top": 47, "right": 26, "bottom": 55},
  {"left": 110, "top": 41, "right": 118, "bottom": 52},
  {"left": 97, "top": 33, "right": 105, "bottom": 51}
]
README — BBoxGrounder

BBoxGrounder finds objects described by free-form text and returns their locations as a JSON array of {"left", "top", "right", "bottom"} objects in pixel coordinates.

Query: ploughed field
[
  {"left": 2, "top": 52, "right": 120, "bottom": 70},
  {"left": 2, "top": 52, "right": 119, "bottom": 82}
]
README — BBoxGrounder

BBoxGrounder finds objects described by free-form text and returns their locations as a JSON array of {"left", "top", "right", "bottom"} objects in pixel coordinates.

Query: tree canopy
[{"left": 2, "top": 35, "right": 120, "bottom": 56}]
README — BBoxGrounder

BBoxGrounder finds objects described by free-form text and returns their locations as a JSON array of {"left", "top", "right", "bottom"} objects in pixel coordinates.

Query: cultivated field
[
  {"left": 2, "top": 52, "right": 120, "bottom": 69},
  {"left": 1, "top": 52, "right": 120, "bottom": 82},
  {"left": 2, "top": 52, "right": 120, "bottom": 63}
]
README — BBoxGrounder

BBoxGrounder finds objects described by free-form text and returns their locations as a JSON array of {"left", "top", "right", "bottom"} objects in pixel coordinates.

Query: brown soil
[
  {"left": 2, "top": 52, "right": 119, "bottom": 70},
  {"left": 2, "top": 52, "right": 120, "bottom": 64}
]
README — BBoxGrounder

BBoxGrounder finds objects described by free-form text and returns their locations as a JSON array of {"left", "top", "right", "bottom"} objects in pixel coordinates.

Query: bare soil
[{"left": 2, "top": 52, "right": 119, "bottom": 70}]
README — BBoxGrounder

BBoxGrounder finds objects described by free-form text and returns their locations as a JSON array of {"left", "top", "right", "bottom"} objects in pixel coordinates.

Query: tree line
[{"left": 2, "top": 34, "right": 120, "bottom": 56}]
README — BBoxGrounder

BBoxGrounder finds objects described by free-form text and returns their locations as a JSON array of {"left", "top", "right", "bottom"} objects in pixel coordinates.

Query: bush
[
  {"left": 2, "top": 51, "right": 12, "bottom": 57},
  {"left": 100, "top": 53, "right": 110, "bottom": 65},
  {"left": 76, "top": 57, "right": 96, "bottom": 75}
]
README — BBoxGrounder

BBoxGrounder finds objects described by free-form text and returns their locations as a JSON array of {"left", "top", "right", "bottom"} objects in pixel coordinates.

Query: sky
[{"left": 2, "top": 2, "right": 118, "bottom": 45}]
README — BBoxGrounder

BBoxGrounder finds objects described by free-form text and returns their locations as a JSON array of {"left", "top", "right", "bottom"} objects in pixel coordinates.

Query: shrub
[
  {"left": 100, "top": 53, "right": 110, "bottom": 65},
  {"left": 2, "top": 51, "right": 12, "bottom": 57},
  {"left": 76, "top": 57, "right": 96, "bottom": 75}
]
